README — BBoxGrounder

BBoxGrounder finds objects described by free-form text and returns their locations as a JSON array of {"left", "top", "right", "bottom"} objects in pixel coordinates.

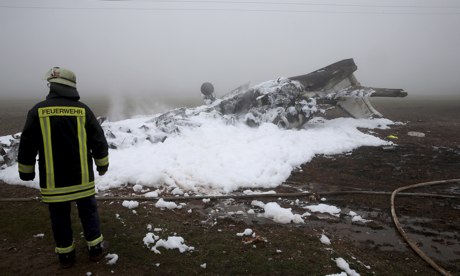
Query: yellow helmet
[{"left": 44, "top": 67, "right": 77, "bottom": 88}]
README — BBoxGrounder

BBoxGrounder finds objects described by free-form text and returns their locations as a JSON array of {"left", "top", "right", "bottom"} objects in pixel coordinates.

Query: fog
[{"left": 1, "top": 0, "right": 460, "bottom": 116}]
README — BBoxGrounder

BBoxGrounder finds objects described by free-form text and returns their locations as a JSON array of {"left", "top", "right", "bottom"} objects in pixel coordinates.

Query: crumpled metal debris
[{"left": 242, "top": 235, "right": 268, "bottom": 245}]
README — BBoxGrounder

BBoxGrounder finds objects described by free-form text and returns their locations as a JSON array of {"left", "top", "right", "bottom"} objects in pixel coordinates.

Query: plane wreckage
[
  {"left": 0, "top": 58, "right": 406, "bottom": 167},
  {"left": 151, "top": 58, "right": 406, "bottom": 134}
]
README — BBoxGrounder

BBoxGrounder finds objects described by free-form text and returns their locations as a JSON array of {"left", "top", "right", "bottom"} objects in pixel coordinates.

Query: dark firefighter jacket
[{"left": 18, "top": 83, "right": 109, "bottom": 203}]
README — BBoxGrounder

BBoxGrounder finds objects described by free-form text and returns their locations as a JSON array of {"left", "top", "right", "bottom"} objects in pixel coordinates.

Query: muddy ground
[{"left": 0, "top": 96, "right": 459, "bottom": 275}]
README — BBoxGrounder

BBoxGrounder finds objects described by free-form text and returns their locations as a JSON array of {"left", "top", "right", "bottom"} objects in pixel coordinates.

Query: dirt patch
[{"left": 0, "top": 97, "right": 459, "bottom": 275}]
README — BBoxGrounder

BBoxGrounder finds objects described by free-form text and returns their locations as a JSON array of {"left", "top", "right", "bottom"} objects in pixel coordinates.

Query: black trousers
[{"left": 48, "top": 195, "right": 102, "bottom": 252}]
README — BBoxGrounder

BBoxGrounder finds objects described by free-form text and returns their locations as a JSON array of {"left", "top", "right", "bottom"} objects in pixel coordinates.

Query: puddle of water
[
  {"left": 397, "top": 215, "right": 460, "bottom": 263},
  {"left": 198, "top": 198, "right": 460, "bottom": 266}
]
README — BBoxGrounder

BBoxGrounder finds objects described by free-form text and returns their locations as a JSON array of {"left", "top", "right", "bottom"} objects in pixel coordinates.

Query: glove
[
  {"left": 19, "top": 172, "right": 35, "bottom": 181},
  {"left": 97, "top": 164, "right": 108, "bottom": 176}
]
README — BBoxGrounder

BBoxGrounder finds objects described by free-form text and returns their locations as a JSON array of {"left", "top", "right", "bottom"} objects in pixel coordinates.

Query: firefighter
[{"left": 18, "top": 67, "right": 109, "bottom": 268}]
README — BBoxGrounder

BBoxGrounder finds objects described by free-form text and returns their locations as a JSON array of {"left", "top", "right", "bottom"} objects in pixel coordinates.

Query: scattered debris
[
  {"left": 105, "top": 253, "right": 119, "bottom": 265},
  {"left": 242, "top": 235, "right": 268, "bottom": 245},
  {"left": 155, "top": 198, "right": 182, "bottom": 210},
  {"left": 320, "top": 234, "right": 331, "bottom": 245},
  {"left": 122, "top": 200, "right": 139, "bottom": 209},
  {"left": 408, "top": 131, "right": 425, "bottom": 138},
  {"left": 236, "top": 228, "right": 253, "bottom": 237}
]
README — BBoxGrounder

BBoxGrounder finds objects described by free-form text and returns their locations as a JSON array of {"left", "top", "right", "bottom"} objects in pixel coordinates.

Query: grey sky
[{"left": 1, "top": 0, "right": 460, "bottom": 107}]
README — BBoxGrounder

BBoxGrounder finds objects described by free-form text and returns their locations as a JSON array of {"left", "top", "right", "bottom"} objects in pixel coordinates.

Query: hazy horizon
[{"left": 1, "top": 0, "right": 460, "bottom": 106}]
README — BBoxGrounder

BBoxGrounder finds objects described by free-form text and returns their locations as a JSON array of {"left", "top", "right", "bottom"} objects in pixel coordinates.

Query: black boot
[
  {"left": 88, "top": 241, "right": 107, "bottom": 262},
  {"left": 58, "top": 250, "right": 75, "bottom": 268}
]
